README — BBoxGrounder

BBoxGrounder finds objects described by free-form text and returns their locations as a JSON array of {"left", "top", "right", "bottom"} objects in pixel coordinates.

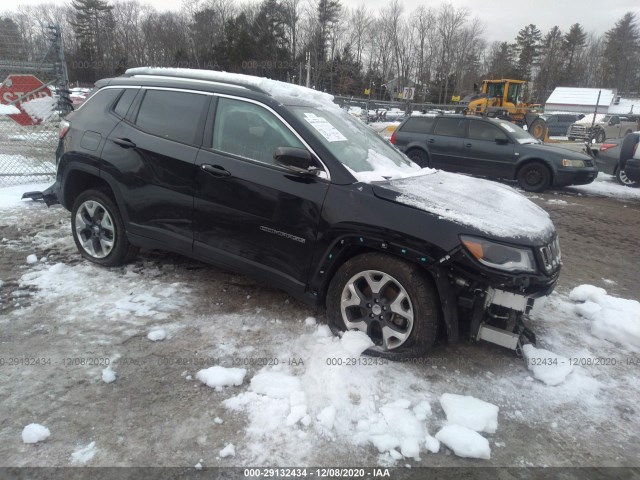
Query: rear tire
[
  {"left": 326, "top": 253, "right": 439, "bottom": 360},
  {"left": 406, "top": 149, "right": 429, "bottom": 168},
  {"left": 528, "top": 118, "right": 548, "bottom": 141},
  {"left": 71, "top": 189, "right": 138, "bottom": 267},
  {"left": 517, "top": 162, "right": 552, "bottom": 192}
]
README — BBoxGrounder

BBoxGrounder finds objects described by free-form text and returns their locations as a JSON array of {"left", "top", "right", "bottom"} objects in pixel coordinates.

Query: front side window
[
  {"left": 135, "top": 90, "right": 207, "bottom": 144},
  {"left": 468, "top": 121, "right": 508, "bottom": 142},
  {"left": 213, "top": 97, "right": 305, "bottom": 166}
]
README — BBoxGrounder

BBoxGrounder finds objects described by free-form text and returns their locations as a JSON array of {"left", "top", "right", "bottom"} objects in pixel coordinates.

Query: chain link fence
[{"left": 0, "top": 24, "right": 69, "bottom": 187}]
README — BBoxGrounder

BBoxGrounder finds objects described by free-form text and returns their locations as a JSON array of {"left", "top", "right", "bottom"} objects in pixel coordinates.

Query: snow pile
[
  {"left": 102, "top": 367, "right": 116, "bottom": 383},
  {"left": 0, "top": 103, "right": 20, "bottom": 115},
  {"left": 522, "top": 344, "right": 573, "bottom": 386},
  {"left": 70, "top": 441, "right": 97, "bottom": 465},
  {"left": 386, "top": 172, "right": 555, "bottom": 239},
  {"left": 435, "top": 425, "right": 491, "bottom": 460},
  {"left": 196, "top": 366, "right": 246, "bottom": 388},
  {"left": 125, "top": 67, "right": 337, "bottom": 109},
  {"left": 439, "top": 393, "right": 498, "bottom": 433},
  {"left": 224, "top": 329, "right": 444, "bottom": 464},
  {"left": 22, "top": 424, "right": 50, "bottom": 444},
  {"left": 26, "top": 254, "right": 38, "bottom": 264},
  {"left": 21, "top": 96, "right": 57, "bottom": 123},
  {"left": 569, "top": 285, "right": 640, "bottom": 349},
  {"left": 147, "top": 328, "right": 167, "bottom": 341}
]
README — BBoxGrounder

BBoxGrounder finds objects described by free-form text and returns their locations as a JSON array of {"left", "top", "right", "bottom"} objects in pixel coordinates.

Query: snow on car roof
[{"left": 124, "top": 67, "right": 338, "bottom": 109}]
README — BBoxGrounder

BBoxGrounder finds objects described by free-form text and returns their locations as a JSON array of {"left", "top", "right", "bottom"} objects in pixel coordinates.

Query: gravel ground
[{"left": 0, "top": 176, "right": 639, "bottom": 469}]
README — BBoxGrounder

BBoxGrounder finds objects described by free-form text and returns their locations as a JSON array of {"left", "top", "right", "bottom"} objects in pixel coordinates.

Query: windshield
[
  {"left": 290, "top": 106, "right": 423, "bottom": 182},
  {"left": 495, "top": 120, "right": 540, "bottom": 144}
]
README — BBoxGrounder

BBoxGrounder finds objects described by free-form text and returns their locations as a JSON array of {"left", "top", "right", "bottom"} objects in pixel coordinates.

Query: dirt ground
[{"left": 0, "top": 179, "right": 639, "bottom": 470}]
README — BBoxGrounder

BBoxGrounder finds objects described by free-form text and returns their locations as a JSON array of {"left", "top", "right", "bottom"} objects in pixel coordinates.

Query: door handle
[
  {"left": 465, "top": 143, "right": 473, "bottom": 148},
  {"left": 428, "top": 139, "right": 435, "bottom": 144},
  {"left": 112, "top": 137, "right": 136, "bottom": 148},
  {"left": 201, "top": 164, "right": 231, "bottom": 178}
]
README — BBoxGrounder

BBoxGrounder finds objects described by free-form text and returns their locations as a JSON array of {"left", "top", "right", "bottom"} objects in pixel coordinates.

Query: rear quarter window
[
  {"left": 74, "top": 88, "right": 122, "bottom": 117},
  {"left": 113, "top": 88, "right": 138, "bottom": 118},
  {"left": 400, "top": 117, "right": 435, "bottom": 134}
]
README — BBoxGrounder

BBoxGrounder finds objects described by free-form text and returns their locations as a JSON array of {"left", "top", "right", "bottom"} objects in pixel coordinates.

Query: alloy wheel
[{"left": 74, "top": 200, "right": 116, "bottom": 258}]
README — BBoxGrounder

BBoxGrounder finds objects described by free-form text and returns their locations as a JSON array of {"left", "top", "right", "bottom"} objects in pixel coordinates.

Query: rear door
[
  {"left": 193, "top": 96, "right": 329, "bottom": 293},
  {"left": 100, "top": 88, "right": 209, "bottom": 252},
  {"left": 428, "top": 117, "right": 467, "bottom": 171},
  {"left": 462, "top": 120, "right": 515, "bottom": 177}
]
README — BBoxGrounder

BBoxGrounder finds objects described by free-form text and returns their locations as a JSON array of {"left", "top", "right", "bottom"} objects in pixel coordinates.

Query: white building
[{"left": 544, "top": 87, "right": 615, "bottom": 114}]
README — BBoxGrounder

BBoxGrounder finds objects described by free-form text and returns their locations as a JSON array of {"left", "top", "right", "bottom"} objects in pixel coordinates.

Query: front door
[
  {"left": 462, "top": 120, "right": 515, "bottom": 177},
  {"left": 193, "top": 96, "right": 329, "bottom": 293}
]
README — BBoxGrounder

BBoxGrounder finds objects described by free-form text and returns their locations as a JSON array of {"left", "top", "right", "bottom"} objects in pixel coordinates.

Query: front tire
[
  {"left": 71, "top": 189, "right": 138, "bottom": 266},
  {"left": 326, "top": 253, "right": 439, "bottom": 360},
  {"left": 615, "top": 167, "right": 638, "bottom": 187},
  {"left": 406, "top": 149, "right": 429, "bottom": 168},
  {"left": 517, "top": 162, "right": 552, "bottom": 192},
  {"left": 595, "top": 130, "right": 606, "bottom": 143}
]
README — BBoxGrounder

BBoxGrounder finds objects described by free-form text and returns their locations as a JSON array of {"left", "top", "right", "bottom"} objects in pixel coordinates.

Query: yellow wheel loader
[{"left": 456, "top": 79, "right": 549, "bottom": 141}]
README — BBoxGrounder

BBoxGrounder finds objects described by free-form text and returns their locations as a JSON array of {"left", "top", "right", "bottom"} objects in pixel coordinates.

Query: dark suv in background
[
  {"left": 391, "top": 114, "right": 597, "bottom": 192},
  {"left": 31, "top": 68, "right": 562, "bottom": 359}
]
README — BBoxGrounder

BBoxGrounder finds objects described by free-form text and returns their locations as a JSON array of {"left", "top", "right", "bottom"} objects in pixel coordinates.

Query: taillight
[
  {"left": 59, "top": 119, "right": 70, "bottom": 139},
  {"left": 599, "top": 143, "right": 616, "bottom": 152},
  {"left": 633, "top": 142, "right": 639, "bottom": 156},
  {"left": 390, "top": 130, "right": 397, "bottom": 145}
]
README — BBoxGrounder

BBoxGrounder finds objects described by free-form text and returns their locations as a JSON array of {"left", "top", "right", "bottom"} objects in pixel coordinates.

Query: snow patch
[
  {"left": 569, "top": 285, "right": 640, "bottom": 349},
  {"left": 439, "top": 393, "right": 499, "bottom": 433},
  {"left": 0, "top": 103, "right": 21, "bottom": 115},
  {"left": 522, "top": 344, "right": 573, "bottom": 386},
  {"left": 26, "top": 254, "right": 38, "bottom": 264},
  {"left": 102, "top": 367, "right": 116, "bottom": 383},
  {"left": 70, "top": 441, "right": 97, "bottom": 465},
  {"left": 219, "top": 443, "right": 236, "bottom": 458},
  {"left": 22, "top": 423, "right": 50, "bottom": 444},
  {"left": 435, "top": 425, "right": 491, "bottom": 460},
  {"left": 147, "top": 328, "right": 167, "bottom": 341},
  {"left": 387, "top": 172, "right": 554, "bottom": 239},
  {"left": 196, "top": 366, "right": 246, "bottom": 388}
]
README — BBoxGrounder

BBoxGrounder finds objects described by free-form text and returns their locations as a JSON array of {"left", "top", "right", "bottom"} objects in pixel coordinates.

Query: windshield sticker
[{"left": 304, "top": 113, "right": 347, "bottom": 142}]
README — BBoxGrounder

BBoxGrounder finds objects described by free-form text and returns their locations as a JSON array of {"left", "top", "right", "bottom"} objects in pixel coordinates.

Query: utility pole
[
  {"left": 305, "top": 52, "right": 311, "bottom": 88},
  {"left": 48, "top": 23, "right": 72, "bottom": 115}
]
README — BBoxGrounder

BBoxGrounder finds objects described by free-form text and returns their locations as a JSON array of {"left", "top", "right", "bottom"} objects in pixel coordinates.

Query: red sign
[{"left": 0, "top": 74, "right": 53, "bottom": 126}]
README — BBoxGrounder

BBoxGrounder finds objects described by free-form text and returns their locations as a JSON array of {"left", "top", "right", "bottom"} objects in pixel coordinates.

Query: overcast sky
[{"left": 2, "top": 0, "right": 637, "bottom": 44}]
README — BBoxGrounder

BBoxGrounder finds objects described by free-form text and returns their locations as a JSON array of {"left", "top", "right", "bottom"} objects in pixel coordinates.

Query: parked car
[
  {"left": 568, "top": 114, "right": 640, "bottom": 143},
  {"left": 391, "top": 113, "right": 598, "bottom": 192},
  {"left": 591, "top": 138, "right": 638, "bottom": 187},
  {"left": 619, "top": 132, "right": 640, "bottom": 185},
  {"left": 28, "top": 68, "right": 562, "bottom": 359},
  {"left": 538, "top": 113, "right": 584, "bottom": 137}
]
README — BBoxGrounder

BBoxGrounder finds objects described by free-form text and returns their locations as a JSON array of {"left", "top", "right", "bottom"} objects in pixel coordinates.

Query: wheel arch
[
  {"left": 312, "top": 235, "right": 458, "bottom": 342},
  {"left": 514, "top": 157, "right": 555, "bottom": 182}
]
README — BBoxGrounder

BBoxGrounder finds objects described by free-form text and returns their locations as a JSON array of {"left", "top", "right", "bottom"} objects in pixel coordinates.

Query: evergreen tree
[
  {"left": 535, "top": 26, "right": 563, "bottom": 102},
  {"left": 561, "top": 23, "right": 587, "bottom": 84},
  {"left": 70, "top": 0, "right": 114, "bottom": 82},
  {"left": 602, "top": 12, "right": 639, "bottom": 93},
  {"left": 515, "top": 24, "right": 541, "bottom": 99}
]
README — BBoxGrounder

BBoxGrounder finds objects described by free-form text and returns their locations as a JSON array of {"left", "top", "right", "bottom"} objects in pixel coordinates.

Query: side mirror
[
  {"left": 495, "top": 137, "right": 509, "bottom": 145},
  {"left": 274, "top": 147, "right": 320, "bottom": 176}
]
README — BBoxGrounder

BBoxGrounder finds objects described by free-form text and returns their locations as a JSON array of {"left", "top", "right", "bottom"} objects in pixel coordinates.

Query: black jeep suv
[{"left": 34, "top": 68, "right": 561, "bottom": 359}]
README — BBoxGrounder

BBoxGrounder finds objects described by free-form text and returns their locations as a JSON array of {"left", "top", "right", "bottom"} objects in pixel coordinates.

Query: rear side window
[
  {"left": 135, "top": 90, "right": 208, "bottom": 144},
  {"left": 74, "top": 88, "right": 122, "bottom": 117},
  {"left": 113, "top": 89, "right": 137, "bottom": 118},
  {"left": 433, "top": 117, "right": 466, "bottom": 137},
  {"left": 400, "top": 117, "right": 435, "bottom": 134}
]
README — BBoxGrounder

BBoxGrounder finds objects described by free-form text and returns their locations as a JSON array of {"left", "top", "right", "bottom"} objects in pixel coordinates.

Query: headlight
[
  {"left": 461, "top": 236, "right": 536, "bottom": 273},
  {"left": 562, "top": 159, "right": 586, "bottom": 167}
]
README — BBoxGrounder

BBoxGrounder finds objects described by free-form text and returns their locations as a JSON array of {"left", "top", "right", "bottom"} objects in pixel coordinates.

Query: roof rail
[{"left": 123, "top": 67, "right": 268, "bottom": 95}]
